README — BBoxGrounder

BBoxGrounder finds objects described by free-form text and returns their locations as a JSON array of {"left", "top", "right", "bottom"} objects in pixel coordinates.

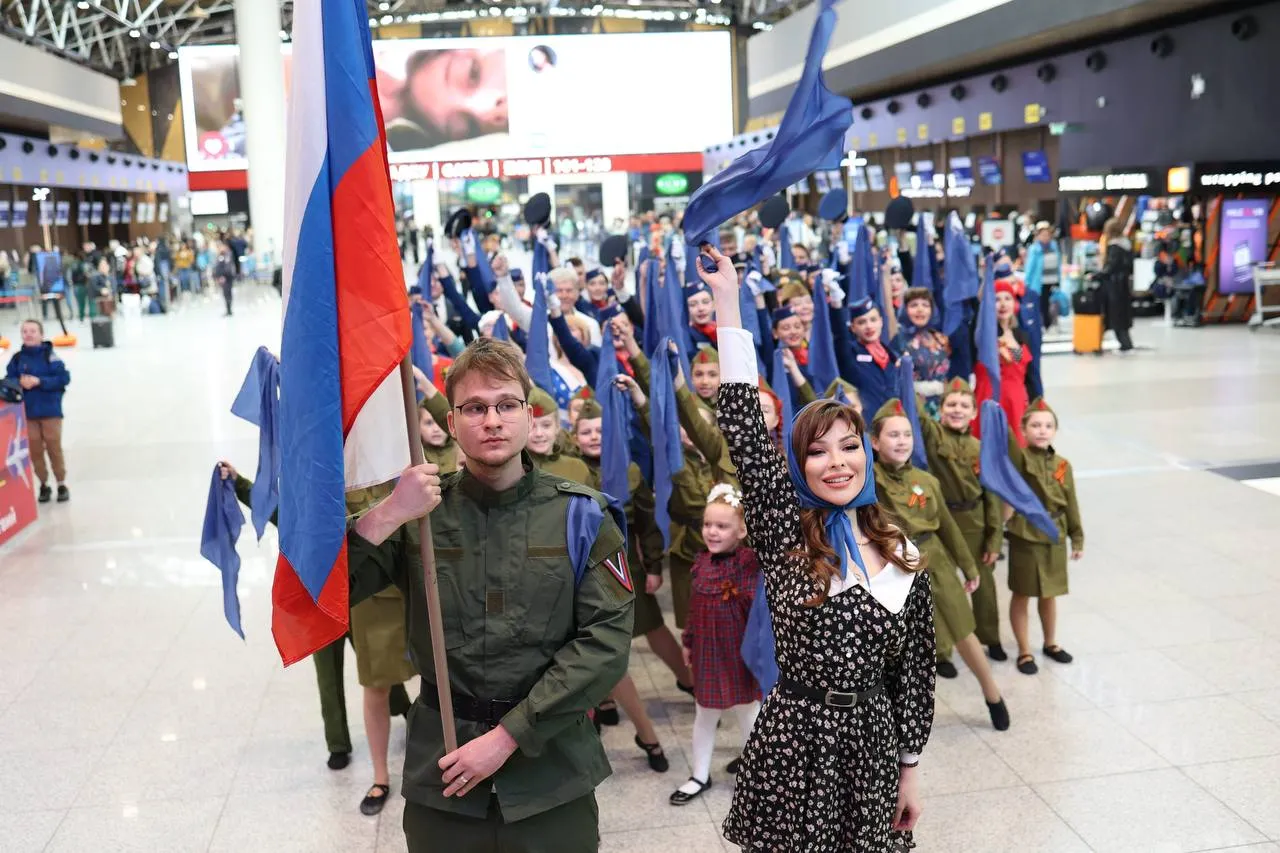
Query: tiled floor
[{"left": 2, "top": 286, "right": 1280, "bottom": 852}]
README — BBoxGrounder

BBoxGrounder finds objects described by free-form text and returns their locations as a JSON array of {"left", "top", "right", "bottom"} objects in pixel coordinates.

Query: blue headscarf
[
  {"left": 200, "top": 464, "right": 245, "bottom": 639},
  {"left": 596, "top": 322, "right": 632, "bottom": 503},
  {"left": 409, "top": 301, "right": 433, "bottom": 402},
  {"left": 784, "top": 398, "right": 879, "bottom": 585}
]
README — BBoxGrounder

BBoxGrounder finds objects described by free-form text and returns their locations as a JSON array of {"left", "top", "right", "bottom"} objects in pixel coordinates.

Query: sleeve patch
[{"left": 601, "top": 550, "right": 632, "bottom": 593}]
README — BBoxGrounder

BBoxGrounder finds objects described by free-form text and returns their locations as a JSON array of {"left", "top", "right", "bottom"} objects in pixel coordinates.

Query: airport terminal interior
[{"left": 2, "top": 0, "right": 1280, "bottom": 851}]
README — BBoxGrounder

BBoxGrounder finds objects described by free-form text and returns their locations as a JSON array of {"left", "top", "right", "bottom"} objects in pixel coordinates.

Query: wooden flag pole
[{"left": 398, "top": 355, "right": 458, "bottom": 753}]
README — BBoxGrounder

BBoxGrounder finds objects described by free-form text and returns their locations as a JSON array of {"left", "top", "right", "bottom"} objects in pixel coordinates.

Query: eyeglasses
[{"left": 454, "top": 398, "right": 527, "bottom": 423}]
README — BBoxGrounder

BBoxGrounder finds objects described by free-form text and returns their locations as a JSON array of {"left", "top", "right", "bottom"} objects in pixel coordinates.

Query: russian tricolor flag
[{"left": 274, "top": 0, "right": 411, "bottom": 665}]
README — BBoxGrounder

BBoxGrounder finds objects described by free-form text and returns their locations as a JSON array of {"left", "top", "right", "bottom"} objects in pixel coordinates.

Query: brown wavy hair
[{"left": 789, "top": 400, "right": 924, "bottom": 607}]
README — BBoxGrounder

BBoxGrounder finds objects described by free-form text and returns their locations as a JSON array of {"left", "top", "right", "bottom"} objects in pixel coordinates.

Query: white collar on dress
[{"left": 827, "top": 524, "right": 919, "bottom": 615}]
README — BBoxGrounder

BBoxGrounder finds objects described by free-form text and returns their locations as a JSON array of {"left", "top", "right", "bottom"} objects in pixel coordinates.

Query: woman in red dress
[
  {"left": 670, "top": 484, "right": 762, "bottom": 806},
  {"left": 974, "top": 276, "right": 1033, "bottom": 446}
]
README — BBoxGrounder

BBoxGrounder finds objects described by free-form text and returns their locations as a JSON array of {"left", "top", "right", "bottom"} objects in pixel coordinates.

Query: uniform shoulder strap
[{"left": 558, "top": 480, "right": 628, "bottom": 588}]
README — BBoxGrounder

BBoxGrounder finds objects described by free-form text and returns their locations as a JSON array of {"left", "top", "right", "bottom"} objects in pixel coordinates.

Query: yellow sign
[
  {"left": 39, "top": 169, "right": 48, "bottom": 182},
  {"left": 11, "top": 167, "right": 21, "bottom": 181},
  {"left": 1024, "top": 103, "right": 1042, "bottom": 123},
  {"left": 917, "top": 123, "right": 928, "bottom": 140},
  {"left": 55, "top": 171, "right": 64, "bottom": 183},
  {"left": 978, "top": 112, "right": 993, "bottom": 131},
  {"left": 850, "top": 136, "right": 861, "bottom": 149},
  {"left": 91, "top": 176, "right": 100, "bottom": 186},
  {"left": 952, "top": 117, "right": 965, "bottom": 135},
  {"left": 1167, "top": 166, "right": 1191, "bottom": 194},
  {"left": 896, "top": 127, "right": 907, "bottom": 144},
  {"left": 868, "top": 132, "right": 878, "bottom": 147}
]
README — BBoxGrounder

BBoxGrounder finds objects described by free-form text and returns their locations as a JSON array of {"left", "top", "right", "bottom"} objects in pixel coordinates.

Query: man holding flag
[{"left": 277, "top": 1, "right": 634, "bottom": 849}]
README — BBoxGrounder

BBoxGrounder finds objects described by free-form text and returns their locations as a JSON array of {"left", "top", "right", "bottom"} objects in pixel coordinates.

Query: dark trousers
[
  {"left": 312, "top": 635, "right": 410, "bottom": 754},
  {"left": 404, "top": 793, "right": 599, "bottom": 853},
  {"left": 221, "top": 280, "right": 233, "bottom": 315},
  {"left": 1113, "top": 326, "right": 1134, "bottom": 351}
]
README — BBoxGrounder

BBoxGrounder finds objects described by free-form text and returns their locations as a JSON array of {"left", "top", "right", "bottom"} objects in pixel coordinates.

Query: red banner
[{"left": 0, "top": 401, "right": 37, "bottom": 547}]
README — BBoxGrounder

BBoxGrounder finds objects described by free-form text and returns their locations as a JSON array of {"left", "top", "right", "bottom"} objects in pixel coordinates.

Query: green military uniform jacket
[
  {"left": 632, "top": 351, "right": 739, "bottom": 564},
  {"left": 346, "top": 456, "right": 633, "bottom": 823},
  {"left": 918, "top": 417, "right": 1003, "bottom": 557},
  {"left": 873, "top": 461, "right": 978, "bottom": 582},
  {"left": 1006, "top": 442, "right": 1084, "bottom": 551},
  {"left": 530, "top": 435, "right": 593, "bottom": 484}
]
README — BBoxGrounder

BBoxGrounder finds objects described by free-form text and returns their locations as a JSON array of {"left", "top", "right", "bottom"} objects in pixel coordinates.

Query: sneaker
[
  {"left": 56, "top": 485, "right": 70, "bottom": 503},
  {"left": 38, "top": 484, "right": 52, "bottom": 503}
]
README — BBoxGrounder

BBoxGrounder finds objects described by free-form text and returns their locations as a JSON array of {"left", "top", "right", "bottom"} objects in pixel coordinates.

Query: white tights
[{"left": 679, "top": 701, "right": 761, "bottom": 793}]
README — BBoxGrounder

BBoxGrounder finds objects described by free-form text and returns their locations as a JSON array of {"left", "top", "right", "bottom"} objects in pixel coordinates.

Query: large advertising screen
[{"left": 178, "top": 33, "right": 733, "bottom": 173}]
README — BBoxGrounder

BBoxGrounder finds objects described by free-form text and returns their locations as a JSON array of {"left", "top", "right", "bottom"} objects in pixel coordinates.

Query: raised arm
[{"left": 698, "top": 246, "right": 802, "bottom": 567}]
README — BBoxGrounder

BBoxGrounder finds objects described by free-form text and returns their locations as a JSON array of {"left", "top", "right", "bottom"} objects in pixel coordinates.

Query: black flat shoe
[
  {"left": 726, "top": 757, "right": 741, "bottom": 775},
  {"left": 676, "top": 681, "right": 695, "bottom": 697},
  {"left": 359, "top": 783, "right": 390, "bottom": 816},
  {"left": 38, "top": 485, "right": 51, "bottom": 504},
  {"left": 595, "top": 701, "right": 620, "bottom": 726},
  {"left": 986, "top": 644, "right": 1008, "bottom": 662},
  {"left": 669, "top": 777, "right": 712, "bottom": 805},
  {"left": 1043, "top": 645, "right": 1074, "bottom": 664},
  {"left": 986, "top": 698, "right": 1010, "bottom": 731},
  {"left": 327, "top": 751, "right": 351, "bottom": 770},
  {"left": 1016, "top": 654, "right": 1039, "bottom": 675},
  {"left": 936, "top": 660, "right": 958, "bottom": 679},
  {"left": 635, "top": 735, "right": 669, "bottom": 773}
]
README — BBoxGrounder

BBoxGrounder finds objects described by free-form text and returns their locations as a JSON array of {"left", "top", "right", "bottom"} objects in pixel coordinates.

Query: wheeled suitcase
[
  {"left": 1072, "top": 314, "right": 1103, "bottom": 354},
  {"left": 91, "top": 315, "right": 114, "bottom": 349}
]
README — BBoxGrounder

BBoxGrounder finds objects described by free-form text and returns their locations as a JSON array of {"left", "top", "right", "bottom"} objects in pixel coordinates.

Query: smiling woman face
[{"left": 406, "top": 49, "right": 508, "bottom": 141}]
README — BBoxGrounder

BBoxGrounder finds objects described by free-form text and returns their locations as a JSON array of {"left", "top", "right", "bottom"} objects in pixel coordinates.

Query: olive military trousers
[
  {"left": 311, "top": 635, "right": 410, "bottom": 755},
  {"left": 404, "top": 793, "right": 599, "bottom": 853}
]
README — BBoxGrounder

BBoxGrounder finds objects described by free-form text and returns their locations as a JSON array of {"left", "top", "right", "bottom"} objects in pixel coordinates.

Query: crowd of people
[
  {"left": 208, "top": 189, "right": 1102, "bottom": 852},
  {"left": 0, "top": 228, "right": 254, "bottom": 319}
]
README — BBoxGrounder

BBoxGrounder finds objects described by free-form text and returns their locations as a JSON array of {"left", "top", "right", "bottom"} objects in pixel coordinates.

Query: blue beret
[
  {"left": 598, "top": 303, "right": 625, "bottom": 322},
  {"left": 772, "top": 306, "right": 797, "bottom": 325},
  {"left": 510, "top": 268, "right": 524, "bottom": 281},
  {"left": 684, "top": 281, "right": 712, "bottom": 298}
]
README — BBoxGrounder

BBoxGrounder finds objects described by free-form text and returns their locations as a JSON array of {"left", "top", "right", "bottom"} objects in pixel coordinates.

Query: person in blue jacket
[
  {"left": 6, "top": 319, "right": 71, "bottom": 503},
  {"left": 831, "top": 296, "right": 901, "bottom": 420}
]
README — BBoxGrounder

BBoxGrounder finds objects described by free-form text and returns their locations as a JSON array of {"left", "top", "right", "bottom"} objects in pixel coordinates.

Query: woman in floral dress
[{"left": 697, "top": 247, "right": 936, "bottom": 851}]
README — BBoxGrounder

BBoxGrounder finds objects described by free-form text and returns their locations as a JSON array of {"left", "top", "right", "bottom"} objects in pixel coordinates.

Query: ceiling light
[
  {"left": 76, "top": 1, "right": 90, "bottom": 8},
  {"left": 378, "top": 0, "right": 390, "bottom": 8},
  {"left": 128, "top": 29, "right": 140, "bottom": 37},
  {"left": 168, "top": 51, "right": 178, "bottom": 59},
  {"left": 380, "top": 14, "right": 392, "bottom": 24},
  {"left": 149, "top": 40, "right": 160, "bottom": 49}
]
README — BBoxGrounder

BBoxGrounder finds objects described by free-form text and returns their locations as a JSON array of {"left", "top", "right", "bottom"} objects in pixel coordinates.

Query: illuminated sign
[
  {"left": 465, "top": 179, "right": 502, "bottom": 204},
  {"left": 1057, "top": 172, "right": 1151, "bottom": 193},
  {"left": 654, "top": 173, "right": 689, "bottom": 196}
]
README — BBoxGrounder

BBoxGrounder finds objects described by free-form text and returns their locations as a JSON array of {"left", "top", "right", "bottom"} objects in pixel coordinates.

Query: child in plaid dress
[{"left": 670, "top": 484, "right": 762, "bottom": 806}]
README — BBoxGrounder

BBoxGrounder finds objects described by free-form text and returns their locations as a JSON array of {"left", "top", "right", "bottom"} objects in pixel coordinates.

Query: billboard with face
[{"left": 178, "top": 32, "right": 734, "bottom": 172}]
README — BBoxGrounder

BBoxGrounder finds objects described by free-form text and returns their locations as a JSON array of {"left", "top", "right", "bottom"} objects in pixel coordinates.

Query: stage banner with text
[{"left": 0, "top": 401, "right": 38, "bottom": 547}]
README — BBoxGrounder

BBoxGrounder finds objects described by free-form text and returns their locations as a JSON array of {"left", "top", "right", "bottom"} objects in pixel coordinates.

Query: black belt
[
  {"left": 947, "top": 498, "right": 980, "bottom": 512},
  {"left": 420, "top": 680, "right": 520, "bottom": 728},
  {"left": 778, "top": 676, "right": 884, "bottom": 709}
]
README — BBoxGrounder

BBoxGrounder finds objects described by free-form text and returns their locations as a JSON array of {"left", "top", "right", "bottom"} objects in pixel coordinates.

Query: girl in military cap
[
  {"left": 1006, "top": 398, "right": 1085, "bottom": 674},
  {"left": 916, "top": 378, "right": 1007, "bottom": 664},
  {"left": 871, "top": 399, "right": 1010, "bottom": 729}
]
